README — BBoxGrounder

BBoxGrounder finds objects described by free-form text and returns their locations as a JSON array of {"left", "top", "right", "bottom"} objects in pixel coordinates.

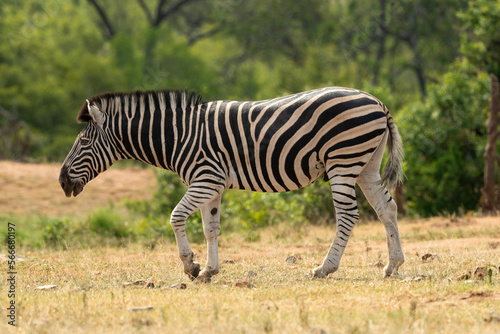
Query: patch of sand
[{"left": 0, "top": 161, "right": 156, "bottom": 217}]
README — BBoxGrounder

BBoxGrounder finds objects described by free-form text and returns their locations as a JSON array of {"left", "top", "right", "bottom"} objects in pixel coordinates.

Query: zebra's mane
[{"left": 77, "top": 89, "right": 203, "bottom": 123}]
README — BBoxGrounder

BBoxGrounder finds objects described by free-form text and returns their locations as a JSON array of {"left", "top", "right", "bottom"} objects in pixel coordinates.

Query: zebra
[{"left": 59, "top": 87, "right": 404, "bottom": 281}]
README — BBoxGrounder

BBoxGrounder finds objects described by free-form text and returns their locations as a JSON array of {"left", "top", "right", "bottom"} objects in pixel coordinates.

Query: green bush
[
  {"left": 41, "top": 218, "right": 72, "bottom": 248},
  {"left": 125, "top": 169, "right": 380, "bottom": 243},
  {"left": 86, "top": 208, "right": 133, "bottom": 245},
  {"left": 125, "top": 170, "right": 205, "bottom": 244},
  {"left": 399, "top": 60, "right": 489, "bottom": 216}
]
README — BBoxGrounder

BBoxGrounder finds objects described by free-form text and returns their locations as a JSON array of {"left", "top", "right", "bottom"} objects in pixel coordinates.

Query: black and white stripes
[{"left": 60, "top": 87, "right": 405, "bottom": 280}]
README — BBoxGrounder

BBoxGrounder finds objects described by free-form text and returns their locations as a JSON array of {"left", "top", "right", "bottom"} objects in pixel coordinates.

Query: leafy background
[{"left": 1, "top": 0, "right": 499, "bottom": 241}]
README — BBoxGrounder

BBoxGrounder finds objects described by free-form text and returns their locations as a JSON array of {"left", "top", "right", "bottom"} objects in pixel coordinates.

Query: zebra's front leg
[
  {"left": 313, "top": 176, "right": 359, "bottom": 278},
  {"left": 196, "top": 196, "right": 222, "bottom": 283},
  {"left": 170, "top": 200, "right": 201, "bottom": 280},
  {"left": 170, "top": 180, "right": 224, "bottom": 280}
]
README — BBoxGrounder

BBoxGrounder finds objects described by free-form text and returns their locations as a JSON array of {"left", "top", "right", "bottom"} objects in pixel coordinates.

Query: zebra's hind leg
[
  {"left": 358, "top": 170, "right": 404, "bottom": 277},
  {"left": 170, "top": 181, "right": 224, "bottom": 281},
  {"left": 313, "top": 174, "right": 359, "bottom": 278},
  {"left": 196, "top": 195, "right": 222, "bottom": 283}
]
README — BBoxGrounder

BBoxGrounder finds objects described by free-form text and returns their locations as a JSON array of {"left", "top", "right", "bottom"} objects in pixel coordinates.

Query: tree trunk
[
  {"left": 482, "top": 73, "right": 499, "bottom": 213},
  {"left": 395, "top": 183, "right": 405, "bottom": 215}
]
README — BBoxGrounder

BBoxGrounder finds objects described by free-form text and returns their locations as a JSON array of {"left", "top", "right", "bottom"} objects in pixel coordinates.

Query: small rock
[
  {"left": 223, "top": 259, "right": 235, "bottom": 264},
  {"left": 422, "top": 253, "right": 441, "bottom": 262},
  {"left": 131, "top": 318, "right": 153, "bottom": 326},
  {"left": 401, "top": 276, "right": 426, "bottom": 282},
  {"left": 286, "top": 256, "right": 298, "bottom": 264},
  {"left": 35, "top": 285, "right": 57, "bottom": 290},
  {"left": 127, "top": 306, "right": 154, "bottom": 312},
  {"left": 170, "top": 283, "right": 187, "bottom": 289},
  {"left": 474, "top": 266, "right": 489, "bottom": 279},
  {"left": 488, "top": 241, "right": 500, "bottom": 249},
  {"left": 454, "top": 271, "right": 472, "bottom": 281},
  {"left": 485, "top": 312, "right": 500, "bottom": 323},
  {"left": 309, "top": 327, "right": 326, "bottom": 334},
  {"left": 235, "top": 281, "right": 254, "bottom": 288},
  {"left": 123, "top": 279, "right": 154, "bottom": 288},
  {"left": 247, "top": 270, "right": 257, "bottom": 277}
]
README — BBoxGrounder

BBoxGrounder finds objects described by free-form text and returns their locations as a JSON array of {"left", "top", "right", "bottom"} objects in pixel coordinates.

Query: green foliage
[
  {"left": 127, "top": 169, "right": 379, "bottom": 243},
  {"left": 0, "top": 0, "right": 128, "bottom": 160},
  {"left": 2, "top": 0, "right": 496, "bottom": 219},
  {"left": 459, "top": 0, "right": 500, "bottom": 76},
  {"left": 41, "top": 218, "right": 72, "bottom": 248},
  {"left": 1, "top": 0, "right": 470, "bottom": 162},
  {"left": 125, "top": 170, "right": 205, "bottom": 244},
  {"left": 87, "top": 208, "right": 132, "bottom": 241},
  {"left": 221, "top": 190, "right": 304, "bottom": 241},
  {"left": 0, "top": 106, "right": 38, "bottom": 160},
  {"left": 399, "top": 60, "right": 489, "bottom": 216}
]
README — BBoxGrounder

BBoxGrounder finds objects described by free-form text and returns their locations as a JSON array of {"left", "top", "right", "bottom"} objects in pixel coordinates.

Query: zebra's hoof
[
  {"left": 383, "top": 267, "right": 399, "bottom": 278},
  {"left": 195, "top": 273, "right": 212, "bottom": 284},
  {"left": 195, "top": 267, "right": 218, "bottom": 283},
  {"left": 312, "top": 267, "right": 327, "bottom": 279},
  {"left": 186, "top": 262, "right": 201, "bottom": 281}
]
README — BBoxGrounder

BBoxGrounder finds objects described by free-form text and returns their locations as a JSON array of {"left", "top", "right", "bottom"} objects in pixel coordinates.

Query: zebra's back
[{"left": 195, "top": 87, "right": 388, "bottom": 193}]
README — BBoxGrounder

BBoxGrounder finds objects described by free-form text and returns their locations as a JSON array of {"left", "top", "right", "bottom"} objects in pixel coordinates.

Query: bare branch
[
  {"left": 136, "top": 0, "right": 154, "bottom": 24},
  {"left": 87, "top": 0, "right": 116, "bottom": 39},
  {"left": 154, "top": 0, "right": 200, "bottom": 27},
  {"left": 187, "top": 26, "right": 222, "bottom": 45}
]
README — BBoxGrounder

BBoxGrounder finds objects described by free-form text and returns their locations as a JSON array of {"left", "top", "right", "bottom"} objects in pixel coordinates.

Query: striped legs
[
  {"left": 357, "top": 138, "right": 404, "bottom": 277},
  {"left": 357, "top": 173, "right": 404, "bottom": 277},
  {"left": 313, "top": 174, "right": 359, "bottom": 278},
  {"left": 197, "top": 195, "right": 222, "bottom": 282},
  {"left": 313, "top": 132, "right": 404, "bottom": 279},
  {"left": 170, "top": 179, "right": 224, "bottom": 281}
]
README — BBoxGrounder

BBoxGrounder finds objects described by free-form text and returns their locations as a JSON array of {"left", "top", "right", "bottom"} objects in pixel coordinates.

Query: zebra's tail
[{"left": 381, "top": 109, "right": 404, "bottom": 190}]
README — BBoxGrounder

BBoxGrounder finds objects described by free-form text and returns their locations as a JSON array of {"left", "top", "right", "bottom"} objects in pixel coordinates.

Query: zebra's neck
[{"left": 94, "top": 90, "right": 202, "bottom": 173}]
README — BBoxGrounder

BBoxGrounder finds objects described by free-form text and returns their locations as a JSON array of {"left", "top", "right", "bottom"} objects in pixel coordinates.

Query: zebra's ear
[{"left": 84, "top": 99, "right": 105, "bottom": 127}]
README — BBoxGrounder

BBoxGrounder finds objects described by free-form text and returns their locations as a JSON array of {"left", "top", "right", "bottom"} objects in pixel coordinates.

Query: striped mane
[{"left": 77, "top": 89, "right": 202, "bottom": 123}]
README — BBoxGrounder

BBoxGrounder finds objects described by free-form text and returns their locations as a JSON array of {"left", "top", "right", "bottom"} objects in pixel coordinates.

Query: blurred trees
[
  {"left": 398, "top": 60, "right": 489, "bottom": 216},
  {"left": 459, "top": 0, "right": 500, "bottom": 212},
  {"left": 1, "top": 0, "right": 468, "bottom": 159},
  {"left": 0, "top": 105, "right": 34, "bottom": 160},
  {"left": 0, "top": 0, "right": 497, "bottom": 217}
]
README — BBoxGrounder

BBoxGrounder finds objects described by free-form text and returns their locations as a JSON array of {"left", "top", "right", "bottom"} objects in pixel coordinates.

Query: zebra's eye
[{"left": 80, "top": 137, "right": 91, "bottom": 146}]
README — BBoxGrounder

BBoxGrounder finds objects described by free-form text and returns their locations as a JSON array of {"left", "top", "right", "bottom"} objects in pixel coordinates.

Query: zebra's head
[{"left": 59, "top": 99, "right": 115, "bottom": 197}]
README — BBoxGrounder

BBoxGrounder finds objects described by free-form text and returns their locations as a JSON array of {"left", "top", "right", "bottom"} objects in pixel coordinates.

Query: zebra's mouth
[
  {"left": 61, "top": 179, "right": 84, "bottom": 197},
  {"left": 59, "top": 165, "right": 85, "bottom": 197}
]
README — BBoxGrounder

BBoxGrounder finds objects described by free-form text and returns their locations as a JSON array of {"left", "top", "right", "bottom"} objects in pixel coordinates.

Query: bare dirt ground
[{"left": 0, "top": 161, "right": 156, "bottom": 217}]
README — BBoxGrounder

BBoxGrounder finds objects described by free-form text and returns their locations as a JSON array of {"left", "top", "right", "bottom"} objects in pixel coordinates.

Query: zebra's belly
[{"left": 227, "top": 153, "right": 326, "bottom": 193}]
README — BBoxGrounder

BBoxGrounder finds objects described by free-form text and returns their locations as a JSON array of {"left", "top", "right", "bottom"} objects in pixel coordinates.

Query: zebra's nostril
[{"left": 59, "top": 165, "right": 70, "bottom": 190}]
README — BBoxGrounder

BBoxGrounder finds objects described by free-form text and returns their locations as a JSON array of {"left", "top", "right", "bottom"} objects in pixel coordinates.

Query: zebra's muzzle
[{"left": 59, "top": 165, "right": 84, "bottom": 197}]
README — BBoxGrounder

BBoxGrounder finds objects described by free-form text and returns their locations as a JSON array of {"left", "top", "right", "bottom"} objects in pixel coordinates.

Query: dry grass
[
  {"left": 2, "top": 217, "right": 500, "bottom": 333},
  {"left": 1, "top": 162, "right": 500, "bottom": 333}
]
